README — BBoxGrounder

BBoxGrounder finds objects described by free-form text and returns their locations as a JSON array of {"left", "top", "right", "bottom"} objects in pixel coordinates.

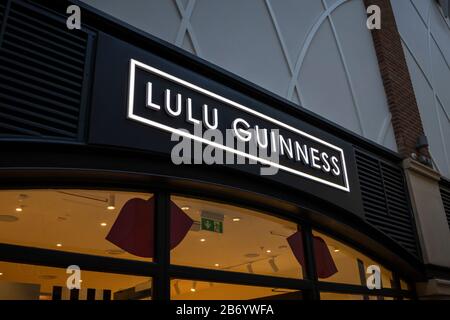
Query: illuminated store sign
[{"left": 127, "top": 59, "right": 350, "bottom": 192}]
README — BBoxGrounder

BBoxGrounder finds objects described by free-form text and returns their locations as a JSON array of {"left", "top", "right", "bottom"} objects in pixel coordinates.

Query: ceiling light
[
  {"left": 56, "top": 243, "right": 62, "bottom": 247},
  {"left": 100, "top": 222, "right": 107, "bottom": 227},
  {"left": 266, "top": 249, "right": 271, "bottom": 253},
  {"left": 200, "top": 238, "right": 206, "bottom": 242},
  {"left": 232, "top": 217, "right": 240, "bottom": 222},
  {"left": 16, "top": 195, "right": 28, "bottom": 212},
  {"left": 0, "top": 273, "right": 3, "bottom": 276},
  {"left": 334, "top": 249, "right": 340, "bottom": 253},
  {"left": 214, "top": 263, "right": 220, "bottom": 267},
  {"left": 181, "top": 206, "right": 190, "bottom": 211},
  {"left": 190, "top": 281, "right": 197, "bottom": 292},
  {"left": 107, "top": 194, "right": 115, "bottom": 210}
]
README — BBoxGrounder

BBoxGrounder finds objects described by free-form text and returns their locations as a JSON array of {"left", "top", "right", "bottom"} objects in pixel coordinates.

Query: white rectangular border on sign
[{"left": 127, "top": 59, "right": 350, "bottom": 192}]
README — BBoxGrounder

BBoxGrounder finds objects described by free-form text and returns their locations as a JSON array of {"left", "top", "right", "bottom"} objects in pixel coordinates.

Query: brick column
[
  {"left": 364, "top": 0, "right": 430, "bottom": 160},
  {"left": 364, "top": 1, "right": 450, "bottom": 297}
]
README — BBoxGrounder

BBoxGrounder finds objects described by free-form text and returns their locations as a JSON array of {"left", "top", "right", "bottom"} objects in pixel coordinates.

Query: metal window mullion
[
  {"left": 168, "top": 264, "right": 312, "bottom": 292},
  {"left": 392, "top": 272, "right": 402, "bottom": 300},
  {"left": 302, "top": 224, "right": 320, "bottom": 300},
  {"left": 153, "top": 192, "right": 171, "bottom": 300},
  {"left": 0, "top": 242, "right": 157, "bottom": 276}
]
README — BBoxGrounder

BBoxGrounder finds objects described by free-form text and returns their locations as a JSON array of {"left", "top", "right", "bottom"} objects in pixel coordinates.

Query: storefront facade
[{"left": 0, "top": 0, "right": 448, "bottom": 300}]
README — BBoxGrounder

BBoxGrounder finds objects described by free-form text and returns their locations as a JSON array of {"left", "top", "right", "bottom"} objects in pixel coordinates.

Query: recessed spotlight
[
  {"left": 200, "top": 238, "right": 206, "bottom": 242},
  {"left": 56, "top": 243, "right": 62, "bottom": 247},
  {"left": 100, "top": 222, "right": 107, "bottom": 227},
  {"left": 190, "top": 288, "right": 196, "bottom": 292},
  {"left": 107, "top": 194, "right": 115, "bottom": 210},
  {"left": 0, "top": 273, "right": 3, "bottom": 276},
  {"left": 266, "top": 249, "right": 271, "bottom": 253},
  {"left": 214, "top": 263, "right": 220, "bottom": 267},
  {"left": 15, "top": 207, "right": 23, "bottom": 212},
  {"left": 334, "top": 249, "right": 340, "bottom": 253},
  {"left": 181, "top": 206, "right": 190, "bottom": 211},
  {"left": 232, "top": 217, "right": 241, "bottom": 222},
  {"left": 79, "top": 280, "right": 83, "bottom": 283}
]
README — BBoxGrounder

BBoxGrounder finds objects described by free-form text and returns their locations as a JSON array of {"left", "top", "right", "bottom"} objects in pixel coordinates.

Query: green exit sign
[{"left": 201, "top": 218, "right": 223, "bottom": 233}]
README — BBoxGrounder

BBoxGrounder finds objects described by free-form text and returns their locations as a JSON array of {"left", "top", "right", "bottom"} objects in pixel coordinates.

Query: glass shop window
[
  {"left": 171, "top": 279, "right": 301, "bottom": 300},
  {"left": 0, "top": 261, "right": 151, "bottom": 300},
  {"left": 312, "top": 230, "right": 394, "bottom": 288},
  {"left": 400, "top": 279, "right": 412, "bottom": 291},
  {"left": 0, "top": 190, "right": 154, "bottom": 262},
  {"left": 170, "top": 196, "right": 304, "bottom": 279}
]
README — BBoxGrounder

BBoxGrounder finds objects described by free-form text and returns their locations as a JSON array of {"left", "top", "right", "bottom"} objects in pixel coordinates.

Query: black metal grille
[
  {"left": 356, "top": 150, "right": 418, "bottom": 257},
  {"left": 440, "top": 182, "right": 450, "bottom": 229},
  {"left": 0, "top": 2, "right": 4, "bottom": 29},
  {"left": 0, "top": 0, "right": 89, "bottom": 139}
]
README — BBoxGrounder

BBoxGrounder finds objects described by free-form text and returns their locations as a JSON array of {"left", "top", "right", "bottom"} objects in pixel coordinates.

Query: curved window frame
[{"left": 0, "top": 187, "right": 415, "bottom": 300}]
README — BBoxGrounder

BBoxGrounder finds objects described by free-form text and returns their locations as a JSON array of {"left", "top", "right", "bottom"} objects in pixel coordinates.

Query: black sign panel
[
  {"left": 89, "top": 33, "right": 364, "bottom": 217},
  {"left": 129, "top": 59, "right": 349, "bottom": 191}
]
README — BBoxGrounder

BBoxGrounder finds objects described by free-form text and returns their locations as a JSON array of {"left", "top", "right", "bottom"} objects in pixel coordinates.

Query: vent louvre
[
  {"left": 356, "top": 150, "right": 418, "bottom": 257},
  {"left": 440, "top": 183, "right": 450, "bottom": 229},
  {"left": 0, "top": 2, "right": 4, "bottom": 32},
  {"left": 0, "top": 0, "right": 90, "bottom": 140}
]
